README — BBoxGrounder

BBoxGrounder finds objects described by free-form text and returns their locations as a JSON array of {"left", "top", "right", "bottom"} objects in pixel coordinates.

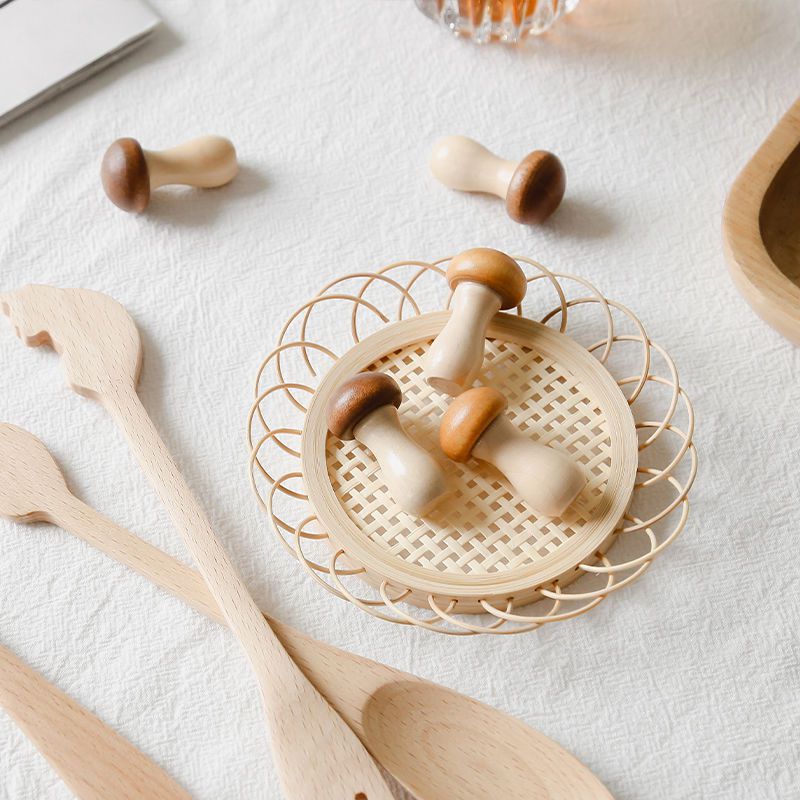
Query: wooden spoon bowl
[
  {"left": 0, "top": 423, "right": 69, "bottom": 522},
  {"left": 723, "top": 97, "right": 800, "bottom": 344},
  {"left": 362, "top": 681, "right": 610, "bottom": 800}
]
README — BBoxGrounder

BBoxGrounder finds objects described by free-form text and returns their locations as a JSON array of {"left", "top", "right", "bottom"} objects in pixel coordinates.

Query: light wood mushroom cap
[
  {"left": 327, "top": 372, "right": 402, "bottom": 440},
  {"left": 100, "top": 138, "right": 150, "bottom": 213},
  {"left": 446, "top": 248, "right": 527, "bottom": 310},
  {"left": 440, "top": 386, "right": 507, "bottom": 462},
  {"left": 506, "top": 150, "right": 566, "bottom": 225}
]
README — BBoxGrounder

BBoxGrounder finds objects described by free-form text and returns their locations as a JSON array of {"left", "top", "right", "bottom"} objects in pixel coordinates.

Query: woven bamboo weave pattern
[{"left": 327, "top": 340, "right": 611, "bottom": 576}]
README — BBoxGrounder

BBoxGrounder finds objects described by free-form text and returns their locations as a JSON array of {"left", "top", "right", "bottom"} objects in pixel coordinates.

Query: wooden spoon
[
  {"left": 0, "top": 286, "right": 393, "bottom": 800},
  {"left": 0, "top": 422, "right": 614, "bottom": 800},
  {"left": 0, "top": 641, "right": 190, "bottom": 800},
  {"left": 723, "top": 97, "right": 800, "bottom": 345}
]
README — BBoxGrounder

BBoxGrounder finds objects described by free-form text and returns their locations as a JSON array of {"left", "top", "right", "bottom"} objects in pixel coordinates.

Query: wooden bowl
[{"left": 723, "top": 97, "right": 800, "bottom": 344}]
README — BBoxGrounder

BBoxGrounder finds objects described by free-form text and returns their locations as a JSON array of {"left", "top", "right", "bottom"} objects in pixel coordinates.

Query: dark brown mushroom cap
[
  {"left": 439, "top": 386, "right": 507, "bottom": 462},
  {"left": 506, "top": 150, "right": 565, "bottom": 225},
  {"left": 100, "top": 138, "right": 150, "bottom": 213},
  {"left": 446, "top": 248, "right": 527, "bottom": 310},
  {"left": 327, "top": 372, "right": 402, "bottom": 440}
]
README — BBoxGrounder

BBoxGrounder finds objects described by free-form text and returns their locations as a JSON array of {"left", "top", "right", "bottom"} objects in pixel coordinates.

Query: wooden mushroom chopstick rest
[
  {"left": 0, "top": 641, "right": 190, "bottom": 800},
  {"left": 100, "top": 135, "right": 238, "bottom": 212},
  {"left": 0, "top": 422, "right": 614, "bottom": 800},
  {"left": 440, "top": 386, "right": 585, "bottom": 517},
  {"left": 430, "top": 135, "right": 566, "bottom": 224},
  {"left": 0, "top": 286, "right": 394, "bottom": 800},
  {"left": 425, "top": 247, "right": 527, "bottom": 395},
  {"left": 327, "top": 372, "right": 448, "bottom": 516}
]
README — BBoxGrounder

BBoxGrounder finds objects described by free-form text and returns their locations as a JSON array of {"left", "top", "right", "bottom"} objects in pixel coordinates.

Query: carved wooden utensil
[
  {"left": 0, "top": 286, "right": 393, "bottom": 800},
  {"left": 0, "top": 421, "right": 614, "bottom": 800},
  {"left": 0, "top": 639, "right": 190, "bottom": 800},
  {"left": 723, "top": 97, "right": 800, "bottom": 345}
]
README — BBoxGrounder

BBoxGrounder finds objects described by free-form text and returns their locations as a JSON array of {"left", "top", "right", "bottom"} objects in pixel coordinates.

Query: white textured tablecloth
[{"left": 1, "top": 1, "right": 799, "bottom": 798}]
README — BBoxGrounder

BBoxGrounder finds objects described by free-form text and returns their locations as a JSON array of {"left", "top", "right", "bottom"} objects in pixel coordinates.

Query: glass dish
[{"left": 414, "top": 0, "right": 580, "bottom": 43}]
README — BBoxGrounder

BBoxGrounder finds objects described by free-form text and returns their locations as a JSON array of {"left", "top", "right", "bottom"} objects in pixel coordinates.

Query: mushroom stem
[
  {"left": 429, "top": 136, "right": 516, "bottom": 199},
  {"left": 353, "top": 405, "right": 448, "bottom": 517},
  {"left": 425, "top": 281, "right": 502, "bottom": 396},
  {"left": 145, "top": 136, "right": 238, "bottom": 190},
  {"left": 473, "top": 415, "right": 585, "bottom": 517}
]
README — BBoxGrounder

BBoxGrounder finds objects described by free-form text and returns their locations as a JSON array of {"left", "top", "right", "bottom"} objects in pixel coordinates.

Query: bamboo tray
[{"left": 248, "top": 255, "right": 697, "bottom": 635}]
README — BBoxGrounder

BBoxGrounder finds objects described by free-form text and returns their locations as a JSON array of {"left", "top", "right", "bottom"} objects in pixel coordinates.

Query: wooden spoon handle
[
  {"left": 99, "top": 385, "right": 394, "bottom": 799},
  {"left": 53, "top": 494, "right": 224, "bottom": 624},
  {"left": 52, "top": 494, "right": 325, "bottom": 663},
  {"left": 0, "top": 644, "right": 191, "bottom": 800},
  {"left": 50, "top": 494, "right": 385, "bottom": 740},
  {"left": 101, "top": 384, "right": 290, "bottom": 697}
]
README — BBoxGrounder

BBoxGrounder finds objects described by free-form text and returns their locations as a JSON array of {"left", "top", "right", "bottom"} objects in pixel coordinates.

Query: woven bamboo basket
[{"left": 248, "top": 255, "right": 696, "bottom": 635}]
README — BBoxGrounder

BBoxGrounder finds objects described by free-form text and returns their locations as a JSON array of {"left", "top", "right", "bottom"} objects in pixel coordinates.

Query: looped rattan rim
[{"left": 247, "top": 256, "right": 697, "bottom": 635}]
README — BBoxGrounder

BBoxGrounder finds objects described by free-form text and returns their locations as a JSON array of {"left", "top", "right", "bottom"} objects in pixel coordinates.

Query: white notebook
[{"left": 0, "top": 0, "right": 159, "bottom": 128}]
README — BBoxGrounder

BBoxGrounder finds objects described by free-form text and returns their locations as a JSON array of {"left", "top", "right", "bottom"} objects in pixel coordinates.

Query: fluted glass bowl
[{"left": 415, "top": 0, "right": 580, "bottom": 43}]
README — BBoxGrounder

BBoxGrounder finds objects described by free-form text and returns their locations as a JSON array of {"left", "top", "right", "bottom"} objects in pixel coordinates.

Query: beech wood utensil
[
  {"left": 723, "top": 97, "right": 800, "bottom": 345},
  {"left": 0, "top": 286, "right": 393, "bottom": 800},
  {"left": 0, "top": 422, "right": 614, "bottom": 800},
  {"left": 0, "top": 640, "right": 190, "bottom": 800}
]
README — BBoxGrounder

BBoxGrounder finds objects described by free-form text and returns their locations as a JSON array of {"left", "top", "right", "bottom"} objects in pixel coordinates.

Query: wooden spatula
[
  {"left": 0, "top": 286, "right": 393, "bottom": 800},
  {"left": 0, "top": 421, "right": 615, "bottom": 800},
  {"left": 0, "top": 641, "right": 190, "bottom": 800}
]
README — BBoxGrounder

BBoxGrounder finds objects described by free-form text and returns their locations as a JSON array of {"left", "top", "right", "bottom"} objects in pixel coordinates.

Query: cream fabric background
[{"left": 1, "top": 1, "right": 799, "bottom": 798}]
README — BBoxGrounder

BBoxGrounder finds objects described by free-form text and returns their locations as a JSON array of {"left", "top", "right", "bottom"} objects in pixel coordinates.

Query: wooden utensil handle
[
  {"left": 51, "top": 494, "right": 384, "bottom": 740},
  {"left": 0, "top": 644, "right": 191, "bottom": 800},
  {"left": 54, "top": 493, "right": 316, "bottom": 651},
  {"left": 57, "top": 393, "right": 396, "bottom": 798},
  {"left": 54, "top": 494, "right": 224, "bottom": 624},
  {"left": 102, "top": 383, "right": 294, "bottom": 700}
]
